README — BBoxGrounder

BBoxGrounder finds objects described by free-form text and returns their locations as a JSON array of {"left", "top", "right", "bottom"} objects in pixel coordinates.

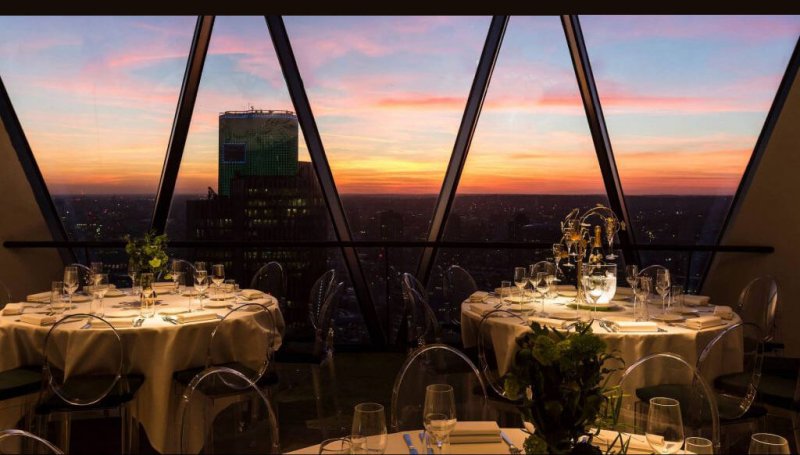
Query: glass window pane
[
  {"left": 581, "top": 15, "right": 800, "bottom": 289},
  {"left": 0, "top": 16, "right": 195, "bottom": 242}
]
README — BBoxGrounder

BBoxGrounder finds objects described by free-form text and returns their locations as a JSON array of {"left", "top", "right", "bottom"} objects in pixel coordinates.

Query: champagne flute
[
  {"left": 211, "top": 264, "right": 225, "bottom": 299},
  {"left": 749, "top": 433, "right": 791, "bottom": 454},
  {"left": 646, "top": 397, "right": 684, "bottom": 454},
  {"left": 140, "top": 272, "right": 155, "bottom": 318},
  {"left": 535, "top": 272, "right": 550, "bottom": 317},
  {"left": 656, "top": 269, "right": 671, "bottom": 315},
  {"left": 552, "top": 243, "right": 566, "bottom": 278},
  {"left": 127, "top": 260, "right": 140, "bottom": 297},
  {"left": 351, "top": 402, "right": 387, "bottom": 454},
  {"left": 194, "top": 270, "right": 208, "bottom": 311},
  {"left": 513, "top": 267, "right": 528, "bottom": 306},
  {"left": 625, "top": 265, "right": 639, "bottom": 304},
  {"left": 63, "top": 266, "right": 79, "bottom": 307},
  {"left": 90, "top": 261, "right": 104, "bottom": 285},
  {"left": 92, "top": 273, "right": 109, "bottom": 317},
  {"left": 604, "top": 217, "right": 619, "bottom": 260},
  {"left": 423, "top": 384, "right": 456, "bottom": 455}
]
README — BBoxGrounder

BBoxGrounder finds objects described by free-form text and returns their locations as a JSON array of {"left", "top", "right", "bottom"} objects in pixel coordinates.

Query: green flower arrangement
[
  {"left": 124, "top": 230, "right": 169, "bottom": 276},
  {"left": 503, "top": 322, "right": 625, "bottom": 455}
]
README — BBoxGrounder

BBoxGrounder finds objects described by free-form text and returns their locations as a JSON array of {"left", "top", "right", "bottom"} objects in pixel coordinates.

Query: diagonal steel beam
[
  {"left": 151, "top": 16, "right": 214, "bottom": 233},
  {"left": 265, "top": 15, "right": 385, "bottom": 346},
  {"left": 417, "top": 16, "right": 508, "bottom": 285},
  {"left": 561, "top": 15, "right": 638, "bottom": 267},
  {"left": 699, "top": 36, "right": 800, "bottom": 292},
  {"left": 0, "top": 74, "right": 74, "bottom": 264}
]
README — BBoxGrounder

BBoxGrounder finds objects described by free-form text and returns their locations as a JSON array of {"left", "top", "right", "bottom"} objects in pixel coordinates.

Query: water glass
[
  {"left": 535, "top": 272, "right": 550, "bottom": 317},
  {"left": 670, "top": 285, "right": 684, "bottom": 312},
  {"left": 749, "top": 433, "right": 791, "bottom": 454},
  {"left": 194, "top": 270, "right": 208, "bottom": 311},
  {"left": 646, "top": 397, "right": 684, "bottom": 454},
  {"left": 140, "top": 272, "right": 155, "bottom": 318},
  {"left": 513, "top": 267, "right": 528, "bottom": 300},
  {"left": 63, "top": 266, "right": 79, "bottom": 306},
  {"left": 423, "top": 384, "right": 456, "bottom": 454},
  {"left": 91, "top": 273, "right": 109, "bottom": 317},
  {"left": 685, "top": 437, "right": 713, "bottom": 454},
  {"left": 224, "top": 279, "right": 238, "bottom": 304},
  {"left": 500, "top": 281, "right": 512, "bottom": 305},
  {"left": 90, "top": 261, "right": 103, "bottom": 285},
  {"left": 172, "top": 271, "right": 185, "bottom": 295},
  {"left": 351, "top": 402, "right": 387, "bottom": 454},
  {"left": 319, "top": 437, "right": 352, "bottom": 454},
  {"left": 50, "top": 281, "right": 65, "bottom": 314}
]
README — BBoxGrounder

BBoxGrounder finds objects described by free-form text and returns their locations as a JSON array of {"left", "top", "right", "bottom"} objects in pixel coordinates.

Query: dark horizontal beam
[{"left": 3, "top": 240, "right": 775, "bottom": 254}]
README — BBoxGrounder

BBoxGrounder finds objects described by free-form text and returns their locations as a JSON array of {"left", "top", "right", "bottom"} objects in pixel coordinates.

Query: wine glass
[
  {"left": 140, "top": 272, "right": 155, "bottom": 318},
  {"left": 90, "top": 261, "right": 103, "bottom": 285},
  {"left": 552, "top": 243, "right": 566, "bottom": 277},
  {"left": 604, "top": 217, "right": 619, "bottom": 260},
  {"left": 636, "top": 276, "right": 652, "bottom": 321},
  {"left": 513, "top": 267, "right": 528, "bottom": 309},
  {"left": 582, "top": 265, "right": 610, "bottom": 320},
  {"left": 499, "top": 281, "right": 513, "bottom": 306},
  {"left": 127, "top": 260, "right": 140, "bottom": 297},
  {"left": 749, "top": 433, "right": 791, "bottom": 454},
  {"left": 92, "top": 273, "right": 109, "bottom": 317},
  {"left": 563, "top": 228, "right": 576, "bottom": 260},
  {"left": 224, "top": 279, "right": 239, "bottom": 305},
  {"left": 50, "top": 281, "right": 65, "bottom": 314},
  {"left": 655, "top": 269, "right": 671, "bottom": 314},
  {"left": 545, "top": 273, "right": 557, "bottom": 300},
  {"left": 193, "top": 270, "right": 208, "bottom": 311},
  {"left": 535, "top": 272, "right": 550, "bottom": 317},
  {"left": 211, "top": 264, "right": 225, "bottom": 299},
  {"left": 63, "top": 266, "right": 79, "bottom": 307},
  {"left": 351, "top": 402, "right": 388, "bottom": 454},
  {"left": 625, "top": 265, "right": 639, "bottom": 304},
  {"left": 646, "top": 397, "right": 684, "bottom": 454},
  {"left": 423, "top": 384, "right": 456, "bottom": 455},
  {"left": 685, "top": 437, "right": 714, "bottom": 454},
  {"left": 170, "top": 259, "right": 183, "bottom": 295}
]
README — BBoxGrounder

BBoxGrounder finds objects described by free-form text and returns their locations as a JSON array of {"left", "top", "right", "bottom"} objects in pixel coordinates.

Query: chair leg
[
  {"left": 791, "top": 412, "right": 800, "bottom": 454},
  {"left": 310, "top": 364, "right": 327, "bottom": 439},
  {"left": 326, "top": 356, "right": 345, "bottom": 432}
]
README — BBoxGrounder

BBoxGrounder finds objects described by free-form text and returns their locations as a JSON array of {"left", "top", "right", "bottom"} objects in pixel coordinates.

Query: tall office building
[{"left": 218, "top": 109, "right": 299, "bottom": 196}]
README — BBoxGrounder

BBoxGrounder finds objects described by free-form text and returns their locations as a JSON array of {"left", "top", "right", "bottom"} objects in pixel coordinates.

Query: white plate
[
  {"left": 650, "top": 313, "right": 684, "bottom": 322},
  {"left": 104, "top": 310, "right": 140, "bottom": 318}
]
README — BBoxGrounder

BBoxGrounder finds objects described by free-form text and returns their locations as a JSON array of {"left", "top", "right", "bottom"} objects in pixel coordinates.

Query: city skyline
[{"left": 0, "top": 16, "right": 798, "bottom": 196}]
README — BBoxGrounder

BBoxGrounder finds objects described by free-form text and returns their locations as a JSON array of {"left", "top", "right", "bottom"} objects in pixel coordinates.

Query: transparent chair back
[
  {"left": 698, "top": 322, "right": 764, "bottom": 420},
  {"left": 179, "top": 366, "right": 279, "bottom": 454},
  {"left": 309, "top": 269, "right": 336, "bottom": 331},
  {"left": 736, "top": 276, "right": 778, "bottom": 343},
  {"left": 390, "top": 343, "right": 487, "bottom": 432},
  {"left": 402, "top": 285, "right": 440, "bottom": 348},
  {"left": 607, "top": 352, "right": 720, "bottom": 451},
  {"left": 68, "top": 263, "right": 94, "bottom": 289},
  {"left": 313, "top": 282, "right": 345, "bottom": 357},
  {"left": 0, "top": 279, "right": 11, "bottom": 309},
  {"left": 0, "top": 429, "right": 63, "bottom": 454},
  {"left": 42, "top": 314, "right": 124, "bottom": 406},
  {"left": 249, "top": 262, "right": 287, "bottom": 303},
  {"left": 207, "top": 302, "right": 278, "bottom": 387},
  {"left": 443, "top": 265, "right": 478, "bottom": 309},
  {"left": 477, "top": 309, "right": 525, "bottom": 400},
  {"left": 530, "top": 261, "right": 556, "bottom": 276}
]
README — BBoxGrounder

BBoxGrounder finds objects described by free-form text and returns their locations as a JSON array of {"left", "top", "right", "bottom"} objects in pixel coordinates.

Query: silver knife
[{"left": 402, "top": 434, "right": 418, "bottom": 454}]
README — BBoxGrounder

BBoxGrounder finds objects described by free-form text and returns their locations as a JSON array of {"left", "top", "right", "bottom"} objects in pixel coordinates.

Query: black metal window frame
[{"left": 1, "top": 15, "right": 794, "bottom": 346}]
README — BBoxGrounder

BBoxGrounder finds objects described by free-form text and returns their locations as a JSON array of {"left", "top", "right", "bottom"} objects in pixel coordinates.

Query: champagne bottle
[{"left": 589, "top": 225, "right": 604, "bottom": 265}]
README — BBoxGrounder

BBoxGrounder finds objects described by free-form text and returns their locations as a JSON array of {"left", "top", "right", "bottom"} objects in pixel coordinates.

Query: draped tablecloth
[
  {"left": 461, "top": 292, "right": 743, "bottom": 393},
  {"left": 0, "top": 290, "right": 284, "bottom": 454}
]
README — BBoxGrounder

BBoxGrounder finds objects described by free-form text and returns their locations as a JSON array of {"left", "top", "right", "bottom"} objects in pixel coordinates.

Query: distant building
[
  {"left": 218, "top": 109, "right": 298, "bottom": 196},
  {"left": 378, "top": 210, "right": 404, "bottom": 240}
]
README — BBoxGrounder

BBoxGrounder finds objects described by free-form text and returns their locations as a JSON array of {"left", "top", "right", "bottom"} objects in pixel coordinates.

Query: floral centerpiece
[
  {"left": 124, "top": 230, "right": 169, "bottom": 277},
  {"left": 503, "top": 322, "right": 624, "bottom": 455}
]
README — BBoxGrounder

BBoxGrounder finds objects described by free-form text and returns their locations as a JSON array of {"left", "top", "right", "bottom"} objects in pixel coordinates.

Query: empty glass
[
  {"left": 625, "top": 265, "right": 639, "bottom": 304},
  {"left": 646, "top": 397, "right": 684, "bottom": 454},
  {"left": 91, "top": 273, "right": 109, "bottom": 317},
  {"left": 351, "top": 402, "right": 387, "bottom": 454},
  {"left": 211, "top": 264, "right": 225, "bottom": 298},
  {"left": 127, "top": 261, "right": 140, "bottom": 297},
  {"left": 513, "top": 267, "right": 528, "bottom": 301},
  {"left": 655, "top": 269, "right": 671, "bottom": 314},
  {"left": 552, "top": 243, "right": 565, "bottom": 279},
  {"left": 499, "top": 281, "right": 512, "bottom": 306},
  {"left": 685, "top": 437, "right": 714, "bottom": 454},
  {"left": 50, "top": 281, "right": 65, "bottom": 314},
  {"left": 635, "top": 276, "right": 652, "bottom": 321},
  {"left": 90, "top": 261, "right": 103, "bottom": 285},
  {"left": 170, "top": 259, "right": 183, "bottom": 294},
  {"left": 749, "top": 433, "right": 790, "bottom": 454},
  {"left": 193, "top": 270, "right": 208, "bottom": 312},
  {"left": 670, "top": 285, "right": 684, "bottom": 313},
  {"left": 140, "top": 272, "right": 155, "bottom": 318},
  {"left": 63, "top": 266, "right": 79, "bottom": 307},
  {"left": 423, "top": 384, "right": 456, "bottom": 455},
  {"left": 319, "top": 437, "right": 352, "bottom": 454},
  {"left": 535, "top": 272, "right": 550, "bottom": 317},
  {"left": 224, "top": 279, "right": 239, "bottom": 305}
]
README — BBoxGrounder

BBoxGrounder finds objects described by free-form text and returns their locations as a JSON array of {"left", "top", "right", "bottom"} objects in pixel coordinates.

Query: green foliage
[
  {"left": 503, "top": 322, "right": 623, "bottom": 454},
  {"left": 124, "top": 230, "right": 169, "bottom": 276}
]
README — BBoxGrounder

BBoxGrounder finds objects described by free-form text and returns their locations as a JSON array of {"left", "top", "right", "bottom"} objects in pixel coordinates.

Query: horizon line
[{"left": 49, "top": 192, "right": 735, "bottom": 197}]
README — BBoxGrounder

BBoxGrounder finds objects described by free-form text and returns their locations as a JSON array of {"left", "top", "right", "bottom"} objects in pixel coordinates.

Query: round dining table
[
  {"left": 0, "top": 286, "right": 284, "bottom": 454},
  {"left": 460, "top": 287, "right": 743, "bottom": 392}
]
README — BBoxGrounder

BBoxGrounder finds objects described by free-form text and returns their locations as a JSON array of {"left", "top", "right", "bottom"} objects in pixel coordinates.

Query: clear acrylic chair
[
  {"left": 530, "top": 261, "right": 556, "bottom": 276},
  {"left": 477, "top": 310, "right": 526, "bottom": 427},
  {"left": 173, "top": 302, "right": 279, "bottom": 392},
  {"left": 308, "top": 269, "right": 336, "bottom": 333},
  {"left": 735, "top": 276, "right": 778, "bottom": 345},
  {"left": 178, "top": 366, "right": 279, "bottom": 454},
  {"left": 401, "top": 273, "right": 440, "bottom": 349},
  {"left": 610, "top": 352, "right": 720, "bottom": 452},
  {"left": 67, "top": 264, "right": 94, "bottom": 290},
  {"left": 0, "top": 428, "right": 62, "bottom": 454},
  {"left": 33, "top": 314, "right": 143, "bottom": 454},
  {"left": 249, "top": 262, "right": 287, "bottom": 308},
  {"left": 390, "top": 343, "right": 488, "bottom": 433},
  {"left": 443, "top": 265, "right": 477, "bottom": 325}
]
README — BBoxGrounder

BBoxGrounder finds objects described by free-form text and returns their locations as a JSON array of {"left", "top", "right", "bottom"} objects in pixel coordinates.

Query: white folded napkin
[
  {"left": 239, "top": 289, "right": 265, "bottom": 300},
  {"left": 235, "top": 299, "right": 275, "bottom": 311},
  {"left": 26, "top": 291, "right": 51, "bottom": 303},
  {"left": 174, "top": 310, "right": 218, "bottom": 323},
  {"left": 528, "top": 316, "right": 570, "bottom": 329},
  {"left": 83, "top": 284, "right": 117, "bottom": 294},
  {"left": 713, "top": 305, "right": 734, "bottom": 320},
  {"left": 685, "top": 315, "right": 724, "bottom": 330},
  {"left": 449, "top": 421, "right": 501, "bottom": 444},
  {"left": 2, "top": 303, "right": 24, "bottom": 316},
  {"left": 592, "top": 429, "right": 660, "bottom": 454},
  {"left": 91, "top": 318, "right": 135, "bottom": 329},
  {"left": 683, "top": 294, "right": 711, "bottom": 306},
  {"left": 159, "top": 307, "right": 190, "bottom": 315},
  {"left": 611, "top": 321, "right": 659, "bottom": 332},
  {"left": 468, "top": 291, "right": 489, "bottom": 302},
  {"left": 20, "top": 313, "right": 56, "bottom": 326}
]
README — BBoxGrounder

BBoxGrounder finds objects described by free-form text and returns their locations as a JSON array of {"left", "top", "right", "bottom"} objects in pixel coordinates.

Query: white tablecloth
[
  {"left": 461, "top": 291, "right": 742, "bottom": 392},
  {"left": 0, "top": 289, "right": 284, "bottom": 454}
]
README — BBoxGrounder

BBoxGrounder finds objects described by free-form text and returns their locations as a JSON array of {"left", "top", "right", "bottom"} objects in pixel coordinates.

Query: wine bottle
[{"left": 589, "top": 225, "right": 604, "bottom": 265}]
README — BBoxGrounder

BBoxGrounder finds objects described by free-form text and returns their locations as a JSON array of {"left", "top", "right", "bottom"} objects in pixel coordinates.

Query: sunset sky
[{"left": 0, "top": 15, "right": 798, "bottom": 196}]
